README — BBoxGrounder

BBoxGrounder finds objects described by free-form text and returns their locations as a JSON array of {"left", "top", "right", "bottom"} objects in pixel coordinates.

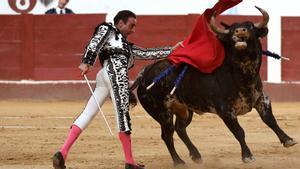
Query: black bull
[{"left": 132, "top": 7, "right": 297, "bottom": 165}]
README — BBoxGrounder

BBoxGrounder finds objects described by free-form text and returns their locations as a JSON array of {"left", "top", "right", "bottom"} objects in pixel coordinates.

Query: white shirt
[{"left": 55, "top": 7, "right": 66, "bottom": 14}]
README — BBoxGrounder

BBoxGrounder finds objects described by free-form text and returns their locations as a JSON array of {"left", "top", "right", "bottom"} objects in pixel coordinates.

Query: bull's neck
[{"left": 229, "top": 49, "right": 262, "bottom": 84}]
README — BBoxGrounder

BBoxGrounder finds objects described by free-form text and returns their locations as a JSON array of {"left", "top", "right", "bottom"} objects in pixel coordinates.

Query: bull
[{"left": 132, "top": 7, "right": 297, "bottom": 165}]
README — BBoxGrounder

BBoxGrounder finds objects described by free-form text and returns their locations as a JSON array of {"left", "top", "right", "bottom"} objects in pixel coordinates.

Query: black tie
[{"left": 60, "top": 9, "right": 63, "bottom": 14}]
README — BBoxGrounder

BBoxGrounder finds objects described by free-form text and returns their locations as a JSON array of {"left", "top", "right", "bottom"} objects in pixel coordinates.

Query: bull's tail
[
  {"left": 129, "top": 66, "right": 148, "bottom": 108},
  {"left": 130, "top": 66, "right": 147, "bottom": 91}
]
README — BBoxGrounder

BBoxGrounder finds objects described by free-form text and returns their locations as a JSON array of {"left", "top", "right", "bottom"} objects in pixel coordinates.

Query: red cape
[{"left": 168, "top": 0, "right": 242, "bottom": 73}]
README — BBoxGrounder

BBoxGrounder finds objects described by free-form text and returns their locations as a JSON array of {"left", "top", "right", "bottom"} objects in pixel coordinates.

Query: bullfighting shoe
[
  {"left": 52, "top": 151, "right": 66, "bottom": 169},
  {"left": 125, "top": 163, "right": 145, "bottom": 169}
]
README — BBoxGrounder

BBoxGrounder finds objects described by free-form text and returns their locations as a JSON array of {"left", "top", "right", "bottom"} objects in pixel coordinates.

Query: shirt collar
[{"left": 56, "top": 7, "right": 66, "bottom": 14}]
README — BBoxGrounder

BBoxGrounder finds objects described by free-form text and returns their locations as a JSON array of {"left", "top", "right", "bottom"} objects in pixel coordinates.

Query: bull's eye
[
  {"left": 235, "top": 30, "right": 239, "bottom": 33},
  {"left": 243, "top": 28, "right": 246, "bottom": 32}
]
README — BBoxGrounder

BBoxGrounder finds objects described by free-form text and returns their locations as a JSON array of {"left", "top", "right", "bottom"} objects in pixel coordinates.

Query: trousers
[{"left": 74, "top": 57, "right": 131, "bottom": 132}]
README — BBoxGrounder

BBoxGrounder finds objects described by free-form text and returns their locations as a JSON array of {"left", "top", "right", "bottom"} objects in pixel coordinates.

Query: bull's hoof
[
  {"left": 174, "top": 160, "right": 185, "bottom": 167},
  {"left": 174, "top": 163, "right": 185, "bottom": 169},
  {"left": 283, "top": 139, "right": 297, "bottom": 147},
  {"left": 242, "top": 156, "right": 256, "bottom": 163},
  {"left": 190, "top": 155, "right": 202, "bottom": 164}
]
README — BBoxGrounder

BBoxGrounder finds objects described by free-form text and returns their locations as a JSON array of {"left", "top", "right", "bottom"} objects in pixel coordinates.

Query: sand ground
[{"left": 0, "top": 101, "right": 299, "bottom": 169}]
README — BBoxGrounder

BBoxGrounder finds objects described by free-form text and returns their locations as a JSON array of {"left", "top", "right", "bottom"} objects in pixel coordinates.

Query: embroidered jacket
[{"left": 81, "top": 22, "right": 172, "bottom": 68}]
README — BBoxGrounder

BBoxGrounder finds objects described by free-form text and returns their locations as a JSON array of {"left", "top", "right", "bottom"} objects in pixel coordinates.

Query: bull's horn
[
  {"left": 254, "top": 6, "right": 269, "bottom": 28},
  {"left": 209, "top": 12, "right": 229, "bottom": 35}
]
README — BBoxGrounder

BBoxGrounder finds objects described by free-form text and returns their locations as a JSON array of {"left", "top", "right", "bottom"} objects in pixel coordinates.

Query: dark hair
[{"left": 113, "top": 10, "right": 136, "bottom": 25}]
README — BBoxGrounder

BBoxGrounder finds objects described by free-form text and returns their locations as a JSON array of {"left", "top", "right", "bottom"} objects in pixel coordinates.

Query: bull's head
[{"left": 209, "top": 6, "right": 269, "bottom": 51}]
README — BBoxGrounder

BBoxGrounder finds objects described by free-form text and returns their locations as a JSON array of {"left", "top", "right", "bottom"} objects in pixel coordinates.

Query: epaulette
[{"left": 93, "top": 22, "right": 119, "bottom": 36}]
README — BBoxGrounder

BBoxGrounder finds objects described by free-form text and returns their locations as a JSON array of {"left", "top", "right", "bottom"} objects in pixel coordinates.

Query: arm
[
  {"left": 131, "top": 45, "right": 172, "bottom": 60},
  {"left": 79, "top": 24, "right": 112, "bottom": 75},
  {"left": 132, "top": 41, "right": 184, "bottom": 60},
  {"left": 81, "top": 24, "right": 111, "bottom": 65}
]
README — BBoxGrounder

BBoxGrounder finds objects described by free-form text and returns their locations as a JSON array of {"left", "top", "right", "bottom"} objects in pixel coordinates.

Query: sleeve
[
  {"left": 131, "top": 45, "right": 172, "bottom": 60},
  {"left": 66, "top": 8, "right": 75, "bottom": 14},
  {"left": 45, "top": 8, "right": 54, "bottom": 14},
  {"left": 81, "top": 24, "right": 111, "bottom": 66}
]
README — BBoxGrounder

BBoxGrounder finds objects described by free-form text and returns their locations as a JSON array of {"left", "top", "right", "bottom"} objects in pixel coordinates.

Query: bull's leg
[
  {"left": 218, "top": 112, "right": 255, "bottom": 163},
  {"left": 254, "top": 94, "right": 297, "bottom": 147},
  {"left": 175, "top": 110, "right": 202, "bottom": 164},
  {"left": 161, "top": 114, "right": 186, "bottom": 166}
]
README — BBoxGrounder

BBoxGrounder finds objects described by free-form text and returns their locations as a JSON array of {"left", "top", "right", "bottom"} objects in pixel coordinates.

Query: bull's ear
[{"left": 257, "top": 27, "right": 268, "bottom": 37}]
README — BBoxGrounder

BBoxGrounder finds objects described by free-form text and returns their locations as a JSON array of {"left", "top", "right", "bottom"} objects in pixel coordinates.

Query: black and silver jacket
[{"left": 81, "top": 22, "right": 172, "bottom": 68}]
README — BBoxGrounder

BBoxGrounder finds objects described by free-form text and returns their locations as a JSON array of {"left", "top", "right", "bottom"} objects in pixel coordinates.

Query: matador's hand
[{"left": 78, "top": 63, "right": 90, "bottom": 76}]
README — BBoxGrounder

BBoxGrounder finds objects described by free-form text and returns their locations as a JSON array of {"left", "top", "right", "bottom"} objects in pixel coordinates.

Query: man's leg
[
  {"left": 107, "top": 73, "right": 135, "bottom": 165},
  {"left": 60, "top": 124, "right": 82, "bottom": 160},
  {"left": 52, "top": 124, "right": 81, "bottom": 169},
  {"left": 119, "top": 132, "right": 135, "bottom": 164},
  {"left": 53, "top": 70, "right": 109, "bottom": 168},
  {"left": 105, "top": 57, "right": 143, "bottom": 168}
]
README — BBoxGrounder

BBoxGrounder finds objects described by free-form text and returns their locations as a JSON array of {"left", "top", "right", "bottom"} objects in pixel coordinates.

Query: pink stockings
[
  {"left": 119, "top": 132, "right": 135, "bottom": 165},
  {"left": 59, "top": 125, "right": 136, "bottom": 165},
  {"left": 60, "top": 124, "right": 82, "bottom": 160}
]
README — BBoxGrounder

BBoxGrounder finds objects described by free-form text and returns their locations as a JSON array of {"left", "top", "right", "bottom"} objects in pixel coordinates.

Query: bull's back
[{"left": 137, "top": 59, "right": 245, "bottom": 117}]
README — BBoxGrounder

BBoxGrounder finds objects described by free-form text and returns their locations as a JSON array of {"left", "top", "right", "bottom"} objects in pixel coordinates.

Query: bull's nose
[
  {"left": 235, "top": 28, "right": 248, "bottom": 33},
  {"left": 234, "top": 28, "right": 250, "bottom": 41}
]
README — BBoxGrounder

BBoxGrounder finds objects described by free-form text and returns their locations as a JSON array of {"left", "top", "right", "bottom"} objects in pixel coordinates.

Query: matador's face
[{"left": 117, "top": 17, "right": 137, "bottom": 38}]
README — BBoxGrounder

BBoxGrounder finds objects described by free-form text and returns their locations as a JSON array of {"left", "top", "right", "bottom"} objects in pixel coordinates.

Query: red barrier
[
  {"left": 3, "top": 14, "right": 299, "bottom": 81},
  {"left": 0, "top": 14, "right": 106, "bottom": 80},
  {"left": 34, "top": 14, "right": 106, "bottom": 80},
  {"left": 282, "top": 17, "right": 300, "bottom": 81},
  {"left": 21, "top": 14, "right": 34, "bottom": 79},
  {"left": 0, "top": 15, "right": 23, "bottom": 79}
]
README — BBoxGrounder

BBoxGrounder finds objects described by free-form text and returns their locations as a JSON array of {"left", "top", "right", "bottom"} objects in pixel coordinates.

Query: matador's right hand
[{"left": 78, "top": 63, "right": 90, "bottom": 76}]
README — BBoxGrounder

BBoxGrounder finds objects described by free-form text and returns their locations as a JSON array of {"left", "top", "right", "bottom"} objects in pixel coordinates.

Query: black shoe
[
  {"left": 52, "top": 151, "right": 66, "bottom": 169},
  {"left": 125, "top": 163, "right": 145, "bottom": 169}
]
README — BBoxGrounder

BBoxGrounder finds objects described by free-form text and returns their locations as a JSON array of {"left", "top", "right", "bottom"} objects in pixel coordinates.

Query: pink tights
[{"left": 60, "top": 124, "right": 82, "bottom": 160}]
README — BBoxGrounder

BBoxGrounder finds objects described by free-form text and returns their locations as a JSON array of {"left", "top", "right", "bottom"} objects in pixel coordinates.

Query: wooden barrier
[
  {"left": 282, "top": 17, "right": 300, "bottom": 81},
  {"left": 0, "top": 14, "right": 106, "bottom": 80},
  {"left": 0, "top": 14, "right": 274, "bottom": 81},
  {"left": 0, "top": 14, "right": 300, "bottom": 101}
]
